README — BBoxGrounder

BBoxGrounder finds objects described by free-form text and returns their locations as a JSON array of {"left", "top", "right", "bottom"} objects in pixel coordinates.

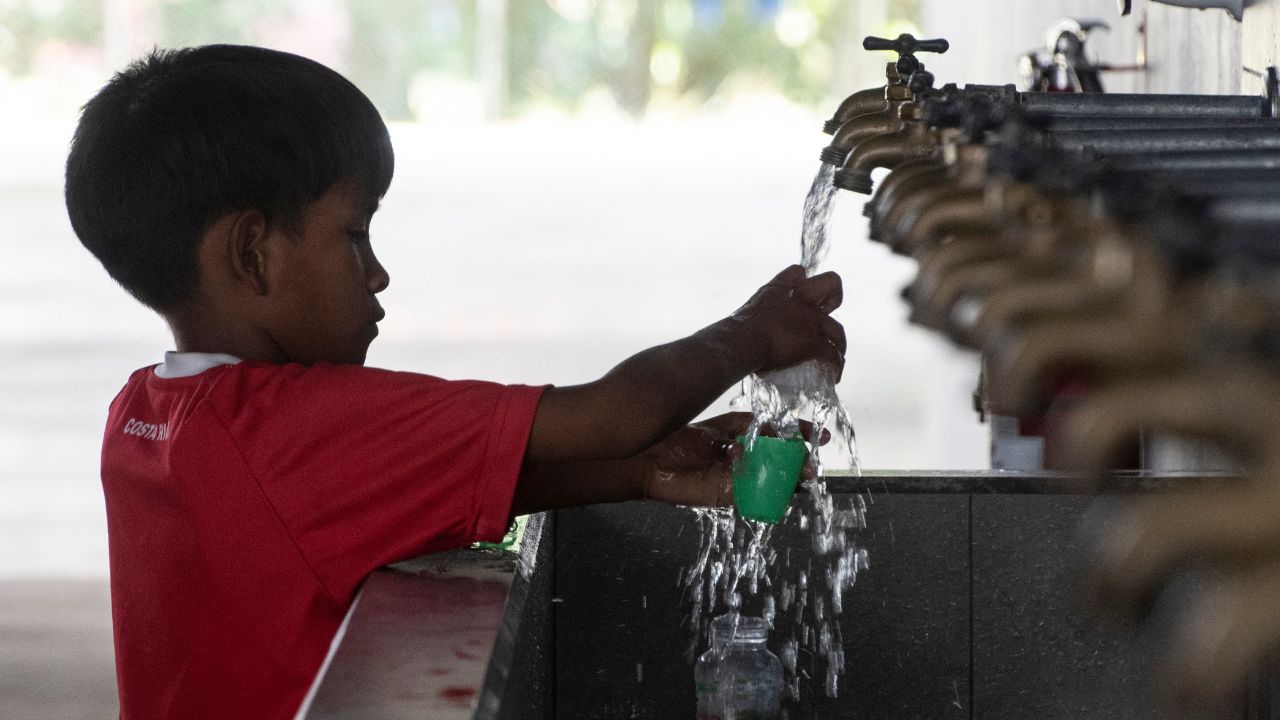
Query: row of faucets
[
  {"left": 826, "top": 34, "right": 1280, "bottom": 716},
  {"left": 826, "top": 33, "right": 1280, "bottom": 472}
]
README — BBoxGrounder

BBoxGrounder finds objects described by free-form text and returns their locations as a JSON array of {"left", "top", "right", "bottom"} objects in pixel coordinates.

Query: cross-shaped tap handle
[{"left": 863, "top": 34, "right": 950, "bottom": 56}]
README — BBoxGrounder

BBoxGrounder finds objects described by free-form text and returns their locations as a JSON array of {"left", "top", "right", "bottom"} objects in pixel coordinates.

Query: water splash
[{"left": 684, "top": 164, "right": 868, "bottom": 701}]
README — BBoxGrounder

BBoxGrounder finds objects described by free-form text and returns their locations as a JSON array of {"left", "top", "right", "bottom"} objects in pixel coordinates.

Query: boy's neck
[{"left": 166, "top": 308, "right": 286, "bottom": 364}]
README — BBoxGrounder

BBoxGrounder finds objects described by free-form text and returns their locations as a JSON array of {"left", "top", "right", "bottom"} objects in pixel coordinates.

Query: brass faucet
[
  {"left": 1056, "top": 275, "right": 1280, "bottom": 718},
  {"left": 1050, "top": 275, "right": 1280, "bottom": 472},
  {"left": 819, "top": 83, "right": 914, "bottom": 167},
  {"left": 908, "top": 193, "right": 1095, "bottom": 337},
  {"left": 965, "top": 219, "right": 1135, "bottom": 348},
  {"left": 821, "top": 61, "right": 908, "bottom": 135},
  {"left": 1050, "top": 363, "right": 1280, "bottom": 473},
  {"left": 864, "top": 155, "right": 951, "bottom": 242},
  {"left": 883, "top": 120, "right": 1073, "bottom": 255},
  {"left": 853, "top": 126, "right": 989, "bottom": 244},
  {"left": 892, "top": 189, "right": 992, "bottom": 256},
  {"left": 822, "top": 33, "right": 949, "bottom": 135},
  {"left": 983, "top": 242, "right": 1191, "bottom": 417},
  {"left": 833, "top": 103, "right": 937, "bottom": 194},
  {"left": 877, "top": 141, "right": 987, "bottom": 251}
]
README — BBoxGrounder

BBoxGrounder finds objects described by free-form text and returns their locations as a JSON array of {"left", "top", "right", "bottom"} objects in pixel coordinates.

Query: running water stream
[{"left": 685, "top": 163, "right": 867, "bottom": 701}]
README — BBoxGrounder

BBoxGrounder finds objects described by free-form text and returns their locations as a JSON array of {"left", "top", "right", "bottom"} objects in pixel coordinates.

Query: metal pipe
[
  {"left": 1048, "top": 116, "right": 1280, "bottom": 132},
  {"left": 837, "top": 100, "right": 1276, "bottom": 196},
  {"left": 1051, "top": 128, "right": 1280, "bottom": 156},
  {"left": 1105, "top": 150, "right": 1280, "bottom": 173},
  {"left": 1021, "top": 91, "right": 1269, "bottom": 118}
]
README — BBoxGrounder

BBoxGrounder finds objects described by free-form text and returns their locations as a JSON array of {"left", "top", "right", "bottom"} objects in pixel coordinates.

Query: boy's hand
[
  {"left": 638, "top": 412, "right": 829, "bottom": 508},
  {"left": 733, "top": 265, "right": 846, "bottom": 379}
]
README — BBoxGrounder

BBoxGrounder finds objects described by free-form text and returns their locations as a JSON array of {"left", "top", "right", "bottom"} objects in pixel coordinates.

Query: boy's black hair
[{"left": 65, "top": 44, "right": 395, "bottom": 310}]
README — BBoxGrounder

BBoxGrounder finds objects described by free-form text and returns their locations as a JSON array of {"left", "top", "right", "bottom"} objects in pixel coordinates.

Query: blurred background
[
  {"left": 1, "top": 0, "right": 977, "bottom": 583},
  {"left": 2, "top": 0, "right": 1171, "bottom": 716}
]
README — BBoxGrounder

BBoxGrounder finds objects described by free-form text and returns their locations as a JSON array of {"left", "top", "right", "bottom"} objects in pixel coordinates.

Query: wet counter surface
[
  {"left": 302, "top": 514, "right": 549, "bottom": 720},
  {"left": 298, "top": 472, "right": 1247, "bottom": 720}
]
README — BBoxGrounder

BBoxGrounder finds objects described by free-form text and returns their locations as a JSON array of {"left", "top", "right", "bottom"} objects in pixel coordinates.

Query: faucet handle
[{"left": 863, "top": 34, "right": 950, "bottom": 56}]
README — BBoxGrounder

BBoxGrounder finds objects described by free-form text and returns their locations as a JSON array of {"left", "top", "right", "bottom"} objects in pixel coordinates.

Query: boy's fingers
[
  {"left": 794, "top": 420, "right": 832, "bottom": 446},
  {"left": 717, "top": 471, "right": 735, "bottom": 507},
  {"left": 823, "top": 316, "right": 846, "bottom": 378},
  {"left": 797, "top": 420, "right": 815, "bottom": 443},
  {"left": 822, "top": 315, "right": 847, "bottom": 356},
  {"left": 796, "top": 271, "right": 842, "bottom": 310},
  {"left": 696, "top": 412, "right": 754, "bottom": 439},
  {"left": 816, "top": 336, "right": 845, "bottom": 382}
]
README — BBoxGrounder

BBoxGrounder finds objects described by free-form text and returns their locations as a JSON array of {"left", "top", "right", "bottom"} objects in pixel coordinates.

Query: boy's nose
[{"left": 365, "top": 248, "right": 390, "bottom": 294}]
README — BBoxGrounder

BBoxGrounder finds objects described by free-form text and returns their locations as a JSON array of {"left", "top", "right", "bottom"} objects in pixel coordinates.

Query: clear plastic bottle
[{"left": 694, "top": 614, "right": 783, "bottom": 720}]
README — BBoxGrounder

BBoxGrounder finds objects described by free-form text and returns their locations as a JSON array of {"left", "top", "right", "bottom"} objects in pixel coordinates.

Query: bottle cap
[{"left": 710, "top": 614, "right": 769, "bottom": 644}]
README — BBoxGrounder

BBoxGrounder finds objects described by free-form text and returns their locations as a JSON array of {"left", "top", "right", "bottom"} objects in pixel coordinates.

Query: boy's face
[{"left": 263, "top": 181, "right": 389, "bottom": 366}]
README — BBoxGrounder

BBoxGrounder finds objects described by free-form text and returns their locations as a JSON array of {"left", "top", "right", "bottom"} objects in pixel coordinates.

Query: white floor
[{"left": 0, "top": 581, "right": 118, "bottom": 719}]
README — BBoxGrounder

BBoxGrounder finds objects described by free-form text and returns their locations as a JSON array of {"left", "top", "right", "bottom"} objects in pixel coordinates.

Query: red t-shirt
[{"left": 100, "top": 359, "right": 545, "bottom": 719}]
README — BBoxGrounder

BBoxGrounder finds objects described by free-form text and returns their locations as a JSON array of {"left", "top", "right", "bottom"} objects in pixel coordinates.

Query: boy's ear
[{"left": 224, "top": 209, "right": 273, "bottom": 296}]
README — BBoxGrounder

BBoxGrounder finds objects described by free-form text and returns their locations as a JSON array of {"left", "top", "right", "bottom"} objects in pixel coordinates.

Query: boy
[{"left": 65, "top": 44, "right": 844, "bottom": 719}]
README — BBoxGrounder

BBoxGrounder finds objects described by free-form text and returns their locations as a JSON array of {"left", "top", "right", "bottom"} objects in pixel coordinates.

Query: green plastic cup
[{"left": 732, "top": 435, "right": 807, "bottom": 523}]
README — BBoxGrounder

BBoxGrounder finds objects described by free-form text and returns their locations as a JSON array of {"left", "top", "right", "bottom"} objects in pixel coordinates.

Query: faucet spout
[
  {"left": 911, "top": 255, "right": 1028, "bottom": 332},
  {"left": 877, "top": 176, "right": 967, "bottom": 249},
  {"left": 967, "top": 223, "right": 1137, "bottom": 348},
  {"left": 968, "top": 277, "right": 1123, "bottom": 350},
  {"left": 820, "top": 107, "right": 909, "bottom": 167},
  {"left": 895, "top": 190, "right": 991, "bottom": 256},
  {"left": 865, "top": 158, "right": 947, "bottom": 241},
  {"left": 833, "top": 106, "right": 935, "bottom": 195},
  {"left": 819, "top": 83, "right": 921, "bottom": 165},
  {"left": 985, "top": 310, "right": 1193, "bottom": 417},
  {"left": 913, "top": 232, "right": 1012, "bottom": 295}
]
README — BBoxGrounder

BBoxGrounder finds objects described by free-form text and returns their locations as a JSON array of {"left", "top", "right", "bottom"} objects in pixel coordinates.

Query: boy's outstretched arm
[{"left": 512, "top": 265, "right": 844, "bottom": 513}]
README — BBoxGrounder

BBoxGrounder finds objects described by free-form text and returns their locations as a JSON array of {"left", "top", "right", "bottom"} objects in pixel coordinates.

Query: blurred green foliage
[
  {"left": 0, "top": 0, "right": 102, "bottom": 75},
  {"left": 0, "top": 0, "right": 919, "bottom": 120}
]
